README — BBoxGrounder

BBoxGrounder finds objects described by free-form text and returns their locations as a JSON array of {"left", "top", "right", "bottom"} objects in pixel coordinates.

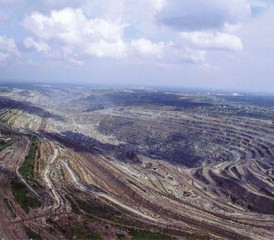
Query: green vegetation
[
  {"left": 0, "top": 131, "right": 13, "bottom": 151},
  {"left": 2, "top": 198, "right": 16, "bottom": 218},
  {"left": 129, "top": 229, "right": 173, "bottom": 240},
  {"left": 75, "top": 197, "right": 204, "bottom": 239},
  {"left": 117, "top": 233, "right": 127, "bottom": 240},
  {"left": 47, "top": 217, "right": 102, "bottom": 240},
  {"left": 0, "top": 139, "right": 6, "bottom": 146},
  {"left": 0, "top": 140, "right": 13, "bottom": 151},
  {"left": 11, "top": 177, "right": 41, "bottom": 213},
  {"left": 65, "top": 194, "right": 79, "bottom": 214},
  {"left": 76, "top": 196, "right": 149, "bottom": 226},
  {"left": 71, "top": 224, "right": 102, "bottom": 240},
  {"left": 77, "top": 197, "right": 124, "bottom": 222},
  {"left": 25, "top": 227, "right": 43, "bottom": 240},
  {"left": 19, "top": 135, "right": 39, "bottom": 181}
]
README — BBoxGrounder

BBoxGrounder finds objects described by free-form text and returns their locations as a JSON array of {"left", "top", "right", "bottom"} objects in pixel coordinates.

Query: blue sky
[{"left": 0, "top": 0, "right": 274, "bottom": 92}]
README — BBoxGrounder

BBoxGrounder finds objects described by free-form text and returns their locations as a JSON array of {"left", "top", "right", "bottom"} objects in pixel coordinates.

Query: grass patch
[
  {"left": 65, "top": 194, "right": 79, "bottom": 214},
  {"left": 11, "top": 177, "right": 41, "bottom": 213},
  {"left": 71, "top": 224, "right": 102, "bottom": 240},
  {"left": 74, "top": 196, "right": 207, "bottom": 239},
  {"left": 77, "top": 197, "right": 124, "bottom": 221},
  {"left": 129, "top": 229, "right": 173, "bottom": 240},
  {"left": 117, "top": 233, "right": 127, "bottom": 240},
  {"left": 0, "top": 139, "right": 6, "bottom": 147},
  {"left": 25, "top": 227, "right": 43, "bottom": 240},
  {"left": 0, "top": 135, "right": 13, "bottom": 151},
  {"left": 19, "top": 135, "right": 39, "bottom": 181},
  {"left": 47, "top": 217, "right": 102, "bottom": 240}
]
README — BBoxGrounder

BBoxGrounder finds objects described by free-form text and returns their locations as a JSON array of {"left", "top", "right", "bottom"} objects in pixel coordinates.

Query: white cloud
[
  {"left": 68, "top": 57, "right": 84, "bottom": 65},
  {"left": 85, "top": 39, "right": 127, "bottom": 58},
  {"left": 23, "top": 8, "right": 124, "bottom": 42},
  {"left": 145, "top": 0, "right": 166, "bottom": 12},
  {"left": 180, "top": 31, "right": 243, "bottom": 51},
  {"left": 1, "top": 0, "right": 274, "bottom": 91},
  {"left": 0, "top": 35, "right": 19, "bottom": 62},
  {"left": 23, "top": 7, "right": 179, "bottom": 62},
  {"left": 157, "top": 0, "right": 251, "bottom": 31},
  {"left": 21, "top": 3, "right": 246, "bottom": 66},
  {"left": 183, "top": 48, "right": 207, "bottom": 63},
  {"left": 24, "top": 37, "right": 50, "bottom": 53},
  {"left": 0, "top": 52, "right": 9, "bottom": 62},
  {"left": 23, "top": 8, "right": 127, "bottom": 58},
  {"left": 131, "top": 38, "right": 167, "bottom": 57}
]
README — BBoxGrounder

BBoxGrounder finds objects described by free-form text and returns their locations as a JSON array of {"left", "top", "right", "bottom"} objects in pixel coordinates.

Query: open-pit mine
[{"left": 0, "top": 84, "right": 273, "bottom": 240}]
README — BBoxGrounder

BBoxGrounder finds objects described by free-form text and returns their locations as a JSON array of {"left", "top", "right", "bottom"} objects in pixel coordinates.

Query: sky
[{"left": 0, "top": 0, "right": 274, "bottom": 92}]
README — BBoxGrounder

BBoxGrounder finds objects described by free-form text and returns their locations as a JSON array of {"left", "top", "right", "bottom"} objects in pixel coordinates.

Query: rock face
[{"left": 0, "top": 85, "right": 274, "bottom": 240}]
